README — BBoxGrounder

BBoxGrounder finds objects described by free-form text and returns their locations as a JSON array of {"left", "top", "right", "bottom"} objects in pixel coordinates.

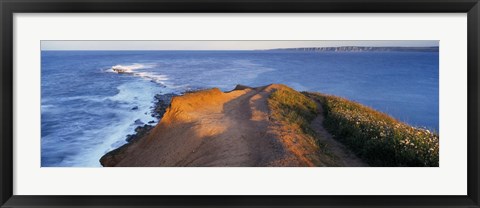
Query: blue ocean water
[{"left": 41, "top": 50, "right": 439, "bottom": 167}]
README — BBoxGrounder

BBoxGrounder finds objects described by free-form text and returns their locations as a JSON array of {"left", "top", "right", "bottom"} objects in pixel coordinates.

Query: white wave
[
  {"left": 60, "top": 81, "right": 164, "bottom": 167},
  {"left": 41, "top": 104, "right": 57, "bottom": 113},
  {"left": 134, "top": 72, "right": 169, "bottom": 84},
  {"left": 108, "top": 63, "right": 171, "bottom": 86},
  {"left": 107, "top": 63, "right": 154, "bottom": 73}
]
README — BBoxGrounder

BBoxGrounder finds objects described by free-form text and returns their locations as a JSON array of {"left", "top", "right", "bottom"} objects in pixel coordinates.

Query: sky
[{"left": 41, "top": 40, "right": 439, "bottom": 51}]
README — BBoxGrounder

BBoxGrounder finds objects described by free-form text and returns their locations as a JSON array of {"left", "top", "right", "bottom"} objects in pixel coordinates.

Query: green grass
[
  {"left": 267, "top": 85, "right": 318, "bottom": 135},
  {"left": 308, "top": 93, "right": 439, "bottom": 167},
  {"left": 267, "top": 85, "right": 341, "bottom": 166}
]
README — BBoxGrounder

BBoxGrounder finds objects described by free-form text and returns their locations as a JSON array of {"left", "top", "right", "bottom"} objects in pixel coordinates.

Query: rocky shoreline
[
  {"left": 152, "top": 93, "right": 176, "bottom": 119},
  {"left": 99, "top": 92, "right": 177, "bottom": 166},
  {"left": 129, "top": 92, "right": 177, "bottom": 141}
]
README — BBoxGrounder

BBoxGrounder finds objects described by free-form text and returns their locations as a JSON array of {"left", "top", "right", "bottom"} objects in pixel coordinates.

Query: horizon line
[{"left": 41, "top": 45, "right": 440, "bottom": 51}]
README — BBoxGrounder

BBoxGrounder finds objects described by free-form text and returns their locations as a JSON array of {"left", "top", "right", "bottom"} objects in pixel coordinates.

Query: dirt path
[
  {"left": 174, "top": 86, "right": 290, "bottom": 166},
  {"left": 309, "top": 101, "right": 368, "bottom": 167}
]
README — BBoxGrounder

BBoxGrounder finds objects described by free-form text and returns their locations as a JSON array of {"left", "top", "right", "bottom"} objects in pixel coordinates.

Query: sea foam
[
  {"left": 109, "top": 63, "right": 170, "bottom": 85},
  {"left": 109, "top": 63, "right": 153, "bottom": 73}
]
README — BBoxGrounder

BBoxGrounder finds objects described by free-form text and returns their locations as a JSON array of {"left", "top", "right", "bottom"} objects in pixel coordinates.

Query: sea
[{"left": 41, "top": 50, "right": 439, "bottom": 167}]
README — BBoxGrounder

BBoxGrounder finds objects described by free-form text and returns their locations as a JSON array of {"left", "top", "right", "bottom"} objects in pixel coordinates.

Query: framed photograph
[{"left": 1, "top": 0, "right": 479, "bottom": 207}]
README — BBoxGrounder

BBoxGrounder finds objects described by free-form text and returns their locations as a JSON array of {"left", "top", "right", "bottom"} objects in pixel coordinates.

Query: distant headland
[{"left": 264, "top": 46, "right": 439, "bottom": 52}]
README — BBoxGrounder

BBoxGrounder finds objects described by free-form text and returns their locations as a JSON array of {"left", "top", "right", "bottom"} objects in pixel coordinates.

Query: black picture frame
[{"left": 1, "top": 0, "right": 479, "bottom": 207}]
